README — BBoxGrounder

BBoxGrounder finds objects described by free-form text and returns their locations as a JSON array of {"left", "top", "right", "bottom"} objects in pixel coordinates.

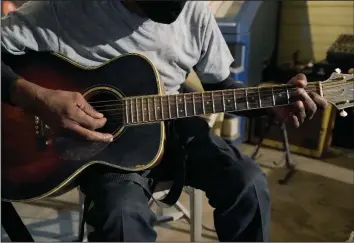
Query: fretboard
[{"left": 123, "top": 83, "right": 321, "bottom": 125}]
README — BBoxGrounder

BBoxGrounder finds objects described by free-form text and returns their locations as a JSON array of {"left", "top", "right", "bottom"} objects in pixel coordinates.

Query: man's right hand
[{"left": 11, "top": 78, "right": 113, "bottom": 142}]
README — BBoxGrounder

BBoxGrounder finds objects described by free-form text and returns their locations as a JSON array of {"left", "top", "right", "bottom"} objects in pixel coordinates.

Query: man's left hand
[{"left": 273, "top": 73, "right": 328, "bottom": 127}]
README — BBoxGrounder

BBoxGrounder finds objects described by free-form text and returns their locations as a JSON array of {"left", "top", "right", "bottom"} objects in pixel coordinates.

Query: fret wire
[
  {"left": 319, "top": 82, "right": 324, "bottom": 97},
  {"left": 285, "top": 86, "right": 290, "bottom": 104},
  {"left": 147, "top": 97, "right": 151, "bottom": 122},
  {"left": 175, "top": 95, "right": 179, "bottom": 118},
  {"left": 125, "top": 100, "right": 129, "bottom": 124},
  {"left": 167, "top": 95, "right": 171, "bottom": 119},
  {"left": 211, "top": 92, "right": 215, "bottom": 113},
  {"left": 221, "top": 91, "right": 226, "bottom": 111},
  {"left": 201, "top": 93, "right": 206, "bottom": 114},
  {"left": 125, "top": 90, "right": 304, "bottom": 120},
  {"left": 125, "top": 88, "right": 314, "bottom": 122},
  {"left": 130, "top": 99, "right": 134, "bottom": 123},
  {"left": 184, "top": 94, "right": 187, "bottom": 117},
  {"left": 245, "top": 89, "right": 249, "bottom": 109},
  {"left": 192, "top": 93, "right": 196, "bottom": 115},
  {"left": 153, "top": 97, "right": 157, "bottom": 121},
  {"left": 160, "top": 96, "right": 164, "bottom": 120},
  {"left": 233, "top": 90, "right": 237, "bottom": 110},
  {"left": 271, "top": 87, "right": 276, "bottom": 106},
  {"left": 140, "top": 97, "right": 145, "bottom": 122},
  {"left": 258, "top": 88, "right": 262, "bottom": 108},
  {"left": 135, "top": 97, "right": 139, "bottom": 123}
]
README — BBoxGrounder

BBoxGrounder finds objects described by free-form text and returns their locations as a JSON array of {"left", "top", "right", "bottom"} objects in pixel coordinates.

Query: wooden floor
[{"left": 2, "top": 143, "right": 353, "bottom": 242}]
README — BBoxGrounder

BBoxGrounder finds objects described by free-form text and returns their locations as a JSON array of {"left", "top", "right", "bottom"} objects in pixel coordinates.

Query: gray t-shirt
[{"left": 1, "top": 1, "right": 234, "bottom": 94}]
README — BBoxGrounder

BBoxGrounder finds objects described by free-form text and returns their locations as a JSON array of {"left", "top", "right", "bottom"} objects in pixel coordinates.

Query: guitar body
[{"left": 2, "top": 52, "right": 165, "bottom": 202}]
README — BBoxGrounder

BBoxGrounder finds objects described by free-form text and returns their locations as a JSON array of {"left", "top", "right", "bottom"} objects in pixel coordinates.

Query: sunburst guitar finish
[{"left": 2, "top": 52, "right": 165, "bottom": 201}]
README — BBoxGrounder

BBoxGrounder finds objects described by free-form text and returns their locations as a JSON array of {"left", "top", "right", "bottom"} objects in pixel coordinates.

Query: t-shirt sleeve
[
  {"left": 1, "top": 1, "right": 60, "bottom": 55},
  {"left": 1, "top": 1, "right": 60, "bottom": 104},
  {"left": 193, "top": 4, "right": 234, "bottom": 84}
]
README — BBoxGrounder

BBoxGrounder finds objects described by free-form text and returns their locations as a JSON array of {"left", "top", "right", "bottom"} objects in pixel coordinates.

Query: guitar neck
[{"left": 123, "top": 82, "right": 322, "bottom": 124}]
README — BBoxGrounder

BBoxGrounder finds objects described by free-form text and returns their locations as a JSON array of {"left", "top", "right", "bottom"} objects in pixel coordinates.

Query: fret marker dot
[
  {"left": 179, "top": 99, "right": 182, "bottom": 102},
  {"left": 227, "top": 99, "right": 230, "bottom": 102},
  {"left": 206, "top": 102, "right": 209, "bottom": 104}
]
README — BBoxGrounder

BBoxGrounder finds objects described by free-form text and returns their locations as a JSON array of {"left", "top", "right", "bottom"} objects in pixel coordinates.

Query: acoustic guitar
[{"left": 2, "top": 52, "right": 353, "bottom": 202}]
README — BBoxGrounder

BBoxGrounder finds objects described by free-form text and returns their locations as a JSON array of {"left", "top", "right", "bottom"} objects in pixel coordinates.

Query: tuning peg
[
  {"left": 340, "top": 109, "right": 348, "bottom": 117},
  {"left": 348, "top": 68, "right": 354, "bottom": 75},
  {"left": 335, "top": 68, "right": 342, "bottom": 74}
]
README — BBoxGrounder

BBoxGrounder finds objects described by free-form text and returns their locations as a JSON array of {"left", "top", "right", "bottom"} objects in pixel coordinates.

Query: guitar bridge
[{"left": 34, "top": 116, "right": 50, "bottom": 151}]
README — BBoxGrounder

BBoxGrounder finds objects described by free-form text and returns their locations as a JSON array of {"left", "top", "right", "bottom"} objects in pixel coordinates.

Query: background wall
[{"left": 277, "top": 1, "right": 354, "bottom": 65}]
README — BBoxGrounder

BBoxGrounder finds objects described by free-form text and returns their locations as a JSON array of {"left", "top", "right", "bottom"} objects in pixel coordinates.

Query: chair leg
[
  {"left": 189, "top": 188, "right": 203, "bottom": 242},
  {"left": 76, "top": 190, "right": 88, "bottom": 242},
  {"left": 153, "top": 191, "right": 184, "bottom": 225},
  {"left": 152, "top": 187, "right": 204, "bottom": 241}
]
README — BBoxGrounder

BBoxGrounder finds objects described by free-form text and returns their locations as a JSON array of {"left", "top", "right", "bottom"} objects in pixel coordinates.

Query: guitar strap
[{"left": 150, "top": 119, "right": 186, "bottom": 208}]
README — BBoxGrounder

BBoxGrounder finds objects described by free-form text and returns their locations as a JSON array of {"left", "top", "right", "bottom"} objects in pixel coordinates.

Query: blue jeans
[{"left": 79, "top": 117, "right": 270, "bottom": 242}]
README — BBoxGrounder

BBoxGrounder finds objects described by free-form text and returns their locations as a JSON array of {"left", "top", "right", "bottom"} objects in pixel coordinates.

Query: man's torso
[{"left": 2, "top": 0, "right": 211, "bottom": 94}]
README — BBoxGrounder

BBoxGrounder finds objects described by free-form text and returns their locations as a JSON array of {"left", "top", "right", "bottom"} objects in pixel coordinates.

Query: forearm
[
  {"left": 1, "top": 60, "right": 21, "bottom": 104},
  {"left": 202, "top": 76, "right": 271, "bottom": 118},
  {"left": 2, "top": 52, "right": 46, "bottom": 110}
]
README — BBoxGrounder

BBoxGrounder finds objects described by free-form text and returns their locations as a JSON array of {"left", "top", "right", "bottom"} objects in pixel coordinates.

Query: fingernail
[{"left": 104, "top": 134, "right": 113, "bottom": 142}]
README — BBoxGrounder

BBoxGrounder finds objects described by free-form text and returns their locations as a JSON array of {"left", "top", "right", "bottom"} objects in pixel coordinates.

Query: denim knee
[
  {"left": 212, "top": 156, "right": 271, "bottom": 241},
  {"left": 84, "top": 182, "right": 157, "bottom": 242},
  {"left": 233, "top": 155, "right": 270, "bottom": 208}
]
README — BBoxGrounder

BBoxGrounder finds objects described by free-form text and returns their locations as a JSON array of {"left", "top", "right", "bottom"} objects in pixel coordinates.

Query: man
[{"left": 1, "top": 1, "right": 328, "bottom": 242}]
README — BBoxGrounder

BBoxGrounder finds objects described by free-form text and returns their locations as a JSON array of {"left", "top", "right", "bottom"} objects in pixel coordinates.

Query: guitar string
[
  {"left": 87, "top": 85, "right": 308, "bottom": 105},
  {"left": 89, "top": 85, "right": 350, "bottom": 112},
  {"left": 88, "top": 86, "right": 316, "bottom": 110},
  {"left": 86, "top": 81, "right": 352, "bottom": 106},
  {"left": 87, "top": 86, "right": 352, "bottom": 115},
  {"left": 33, "top": 91, "right": 351, "bottom": 126},
  {"left": 93, "top": 93, "right": 351, "bottom": 116},
  {"left": 96, "top": 93, "right": 351, "bottom": 119},
  {"left": 34, "top": 84, "right": 352, "bottom": 125},
  {"left": 104, "top": 93, "right": 352, "bottom": 124},
  {"left": 93, "top": 88, "right": 313, "bottom": 112}
]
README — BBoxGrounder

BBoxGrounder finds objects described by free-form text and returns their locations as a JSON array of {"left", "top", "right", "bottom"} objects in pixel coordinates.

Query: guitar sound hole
[{"left": 86, "top": 89, "right": 124, "bottom": 136}]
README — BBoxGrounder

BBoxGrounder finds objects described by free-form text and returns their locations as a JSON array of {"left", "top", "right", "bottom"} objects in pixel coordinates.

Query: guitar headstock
[{"left": 321, "top": 68, "right": 354, "bottom": 117}]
